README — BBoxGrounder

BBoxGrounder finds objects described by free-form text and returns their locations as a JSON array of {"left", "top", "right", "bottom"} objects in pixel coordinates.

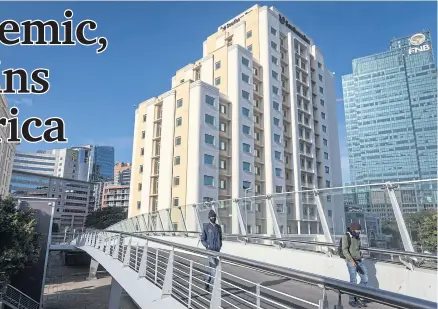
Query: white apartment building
[
  {"left": 129, "top": 5, "right": 344, "bottom": 236},
  {"left": 0, "top": 93, "right": 16, "bottom": 198}
]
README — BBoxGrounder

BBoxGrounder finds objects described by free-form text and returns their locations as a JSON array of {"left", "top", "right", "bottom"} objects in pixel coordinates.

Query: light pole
[{"left": 244, "top": 187, "right": 252, "bottom": 234}]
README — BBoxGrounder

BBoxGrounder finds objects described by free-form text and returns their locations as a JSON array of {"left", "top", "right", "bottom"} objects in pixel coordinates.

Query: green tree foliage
[
  {"left": 85, "top": 207, "right": 127, "bottom": 230},
  {"left": 0, "top": 198, "right": 41, "bottom": 288},
  {"left": 418, "top": 212, "right": 437, "bottom": 253}
]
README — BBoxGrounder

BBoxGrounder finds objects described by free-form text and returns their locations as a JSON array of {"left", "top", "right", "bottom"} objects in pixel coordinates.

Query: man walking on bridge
[
  {"left": 340, "top": 222, "right": 368, "bottom": 308},
  {"left": 201, "top": 209, "right": 223, "bottom": 292}
]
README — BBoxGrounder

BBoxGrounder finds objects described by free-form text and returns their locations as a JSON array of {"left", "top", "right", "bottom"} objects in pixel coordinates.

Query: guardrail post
[
  {"left": 193, "top": 204, "right": 202, "bottom": 233},
  {"left": 154, "top": 249, "right": 159, "bottom": 284},
  {"left": 161, "top": 247, "right": 174, "bottom": 298},
  {"left": 266, "top": 195, "right": 282, "bottom": 239},
  {"left": 313, "top": 189, "right": 333, "bottom": 244},
  {"left": 138, "top": 241, "right": 149, "bottom": 278},
  {"left": 233, "top": 199, "right": 247, "bottom": 236},
  {"left": 156, "top": 212, "right": 165, "bottom": 234},
  {"left": 210, "top": 257, "right": 222, "bottom": 309},
  {"left": 112, "top": 234, "right": 121, "bottom": 259},
  {"left": 188, "top": 260, "right": 193, "bottom": 308},
  {"left": 123, "top": 238, "right": 132, "bottom": 267},
  {"left": 256, "top": 283, "right": 261, "bottom": 308},
  {"left": 385, "top": 182, "right": 415, "bottom": 252},
  {"left": 178, "top": 206, "right": 188, "bottom": 234},
  {"left": 334, "top": 291, "right": 343, "bottom": 309},
  {"left": 318, "top": 285, "right": 329, "bottom": 309}
]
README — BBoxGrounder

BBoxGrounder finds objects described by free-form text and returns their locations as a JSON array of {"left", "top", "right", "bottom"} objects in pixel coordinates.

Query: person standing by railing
[
  {"left": 200, "top": 209, "right": 223, "bottom": 291},
  {"left": 339, "top": 222, "right": 368, "bottom": 308}
]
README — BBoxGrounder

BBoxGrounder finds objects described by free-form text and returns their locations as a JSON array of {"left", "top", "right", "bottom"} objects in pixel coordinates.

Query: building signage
[
  {"left": 408, "top": 33, "right": 430, "bottom": 55},
  {"left": 219, "top": 10, "right": 252, "bottom": 31},
  {"left": 278, "top": 14, "right": 310, "bottom": 44}
]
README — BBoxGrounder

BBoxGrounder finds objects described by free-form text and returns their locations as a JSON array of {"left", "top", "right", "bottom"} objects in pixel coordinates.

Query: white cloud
[{"left": 9, "top": 97, "right": 34, "bottom": 107}]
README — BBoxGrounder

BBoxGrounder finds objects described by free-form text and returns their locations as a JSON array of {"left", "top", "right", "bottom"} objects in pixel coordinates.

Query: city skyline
[{"left": 1, "top": 1, "right": 436, "bottom": 184}]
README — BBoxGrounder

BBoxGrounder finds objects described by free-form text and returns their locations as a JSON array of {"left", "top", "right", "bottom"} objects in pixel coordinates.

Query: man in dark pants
[
  {"left": 200, "top": 209, "right": 222, "bottom": 291},
  {"left": 341, "top": 222, "right": 368, "bottom": 308}
]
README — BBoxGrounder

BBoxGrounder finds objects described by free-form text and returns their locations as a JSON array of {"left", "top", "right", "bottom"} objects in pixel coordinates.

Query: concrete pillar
[
  {"left": 87, "top": 258, "right": 99, "bottom": 280},
  {"left": 108, "top": 278, "right": 123, "bottom": 309}
]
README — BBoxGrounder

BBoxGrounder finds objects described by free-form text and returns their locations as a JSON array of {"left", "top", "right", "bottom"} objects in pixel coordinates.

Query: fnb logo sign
[{"left": 408, "top": 33, "right": 430, "bottom": 55}]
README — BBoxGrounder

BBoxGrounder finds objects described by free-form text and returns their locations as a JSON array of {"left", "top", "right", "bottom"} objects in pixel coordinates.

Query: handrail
[
  {"left": 128, "top": 230, "right": 438, "bottom": 260},
  {"left": 0, "top": 284, "right": 40, "bottom": 309},
  {"left": 105, "top": 230, "right": 437, "bottom": 309}
]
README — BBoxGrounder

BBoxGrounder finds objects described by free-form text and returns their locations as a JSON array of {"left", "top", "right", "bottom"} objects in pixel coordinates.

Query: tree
[
  {"left": 85, "top": 207, "right": 127, "bottom": 230},
  {"left": 0, "top": 197, "right": 41, "bottom": 288},
  {"left": 418, "top": 212, "right": 437, "bottom": 253}
]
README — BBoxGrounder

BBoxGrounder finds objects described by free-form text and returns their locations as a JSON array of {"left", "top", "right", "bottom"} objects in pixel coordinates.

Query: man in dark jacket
[
  {"left": 201, "top": 209, "right": 222, "bottom": 291},
  {"left": 342, "top": 222, "right": 368, "bottom": 307}
]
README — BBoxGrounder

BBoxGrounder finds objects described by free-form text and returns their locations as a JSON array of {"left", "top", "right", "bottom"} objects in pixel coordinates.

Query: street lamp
[{"left": 244, "top": 187, "right": 252, "bottom": 234}]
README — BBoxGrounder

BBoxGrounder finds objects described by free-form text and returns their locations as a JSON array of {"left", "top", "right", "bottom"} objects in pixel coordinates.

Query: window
[
  {"left": 215, "top": 61, "right": 221, "bottom": 70},
  {"left": 321, "top": 112, "right": 326, "bottom": 120},
  {"left": 274, "top": 133, "right": 281, "bottom": 143},
  {"left": 204, "top": 154, "right": 214, "bottom": 165},
  {"left": 325, "top": 166, "right": 330, "bottom": 174},
  {"left": 272, "top": 86, "right": 279, "bottom": 95},
  {"left": 220, "top": 160, "right": 227, "bottom": 169},
  {"left": 140, "top": 148, "right": 144, "bottom": 156},
  {"left": 205, "top": 134, "right": 215, "bottom": 145},
  {"left": 273, "top": 101, "right": 280, "bottom": 110},
  {"left": 326, "top": 180, "right": 331, "bottom": 187},
  {"left": 242, "top": 73, "right": 250, "bottom": 83},
  {"left": 176, "top": 117, "right": 182, "bottom": 126},
  {"left": 320, "top": 99, "right": 325, "bottom": 106},
  {"left": 254, "top": 149, "right": 260, "bottom": 158},
  {"left": 220, "top": 179, "right": 227, "bottom": 189},
  {"left": 205, "top": 95, "right": 215, "bottom": 106},
  {"left": 247, "top": 45, "right": 253, "bottom": 53},
  {"left": 242, "top": 57, "right": 250, "bottom": 67},
  {"left": 319, "top": 87, "right": 324, "bottom": 94},
  {"left": 327, "top": 195, "right": 332, "bottom": 202},
  {"left": 273, "top": 117, "right": 280, "bottom": 126},
  {"left": 175, "top": 136, "right": 181, "bottom": 146},
  {"left": 254, "top": 132, "right": 260, "bottom": 141},
  {"left": 137, "top": 201, "right": 141, "bottom": 209},
  {"left": 204, "top": 175, "right": 214, "bottom": 186},
  {"left": 272, "top": 55, "right": 278, "bottom": 65},
  {"left": 174, "top": 177, "right": 180, "bottom": 186},
  {"left": 271, "top": 27, "right": 277, "bottom": 36},
  {"left": 319, "top": 74, "right": 323, "bottom": 82},
  {"left": 141, "top": 131, "right": 145, "bottom": 139},
  {"left": 272, "top": 70, "right": 279, "bottom": 80},
  {"left": 254, "top": 115, "right": 259, "bottom": 124},
  {"left": 275, "top": 168, "right": 282, "bottom": 177},
  {"left": 139, "top": 165, "right": 143, "bottom": 173},
  {"left": 275, "top": 151, "right": 281, "bottom": 160},
  {"left": 220, "top": 140, "right": 226, "bottom": 150},
  {"left": 271, "top": 41, "right": 277, "bottom": 50},
  {"left": 275, "top": 186, "right": 282, "bottom": 193},
  {"left": 177, "top": 99, "right": 183, "bottom": 108},
  {"left": 220, "top": 104, "right": 227, "bottom": 114},
  {"left": 322, "top": 125, "right": 327, "bottom": 133},
  {"left": 243, "top": 181, "right": 251, "bottom": 189},
  {"left": 220, "top": 122, "right": 226, "bottom": 132},
  {"left": 276, "top": 204, "right": 284, "bottom": 213},
  {"left": 205, "top": 114, "right": 215, "bottom": 125},
  {"left": 318, "top": 62, "right": 322, "bottom": 68},
  {"left": 172, "top": 157, "right": 180, "bottom": 167},
  {"left": 242, "top": 125, "right": 250, "bottom": 135},
  {"left": 243, "top": 143, "right": 251, "bottom": 153},
  {"left": 328, "top": 210, "right": 332, "bottom": 217},
  {"left": 173, "top": 198, "right": 179, "bottom": 207},
  {"left": 247, "top": 30, "right": 252, "bottom": 38},
  {"left": 323, "top": 138, "right": 328, "bottom": 146},
  {"left": 324, "top": 152, "right": 329, "bottom": 160},
  {"left": 215, "top": 77, "right": 221, "bottom": 85},
  {"left": 143, "top": 114, "right": 147, "bottom": 122},
  {"left": 255, "top": 166, "right": 261, "bottom": 175},
  {"left": 243, "top": 161, "right": 251, "bottom": 172},
  {"left": 242, "top": 90, "right": 250, "bottom": 100},
  {"left": 138, "top": 183, "right": 142, "bottom": 191}
]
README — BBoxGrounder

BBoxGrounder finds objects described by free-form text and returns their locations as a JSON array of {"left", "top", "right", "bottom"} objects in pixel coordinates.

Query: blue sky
[{"left": 1, "top": 1, "right": 436, "bottom": 184}]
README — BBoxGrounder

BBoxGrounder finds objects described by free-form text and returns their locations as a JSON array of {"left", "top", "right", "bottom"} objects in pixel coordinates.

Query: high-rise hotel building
[{"left": 129, "top": 5, "right": 343, "bottom": 235}]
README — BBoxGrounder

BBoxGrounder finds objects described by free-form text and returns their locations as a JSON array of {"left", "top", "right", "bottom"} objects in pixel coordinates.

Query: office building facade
[
  {"left": 114, "top": 162, "right": 131, "bottom": 185},
  {"left": 9, "top": 170, "right": 94, "bottom": 232},
  {"left": 0, "top": 94, "right": 17, "bottom": 198},
  {"left": 129, "top": 5, "right": 343, "bottom": 235},
  {"left": 101, "top": 182, "right": 130, "bottom": 208},
  {"left": 342, "top": 31, "right": 437, "bottom": 185},
  {"left": 72, "top": 145, "right": 115, "bottom": 182}
]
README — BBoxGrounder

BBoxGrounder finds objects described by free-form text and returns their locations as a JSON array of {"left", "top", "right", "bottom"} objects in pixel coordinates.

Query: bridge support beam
[
  {"left": 87, "top": 258, "right": 99, "bottom": 280},
  {"left": 108, "top": 278, "right": 123, "bottom": 309}
]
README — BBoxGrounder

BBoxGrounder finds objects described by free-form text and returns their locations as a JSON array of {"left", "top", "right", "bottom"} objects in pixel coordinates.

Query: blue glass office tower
[
  {"left": 88, "top": 146, "right": 115, "bottom": 182},
  {"left": 342, "top": 31, "right": 437, "bottom": 184}
]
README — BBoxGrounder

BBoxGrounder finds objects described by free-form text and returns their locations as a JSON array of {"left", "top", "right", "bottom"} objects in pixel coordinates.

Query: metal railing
[
  {"left": 0, "top": 284, "right": 39, "bottom": 309},
  {"left": 74, "top": 230, "right": 437, "bottom": 309}
]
